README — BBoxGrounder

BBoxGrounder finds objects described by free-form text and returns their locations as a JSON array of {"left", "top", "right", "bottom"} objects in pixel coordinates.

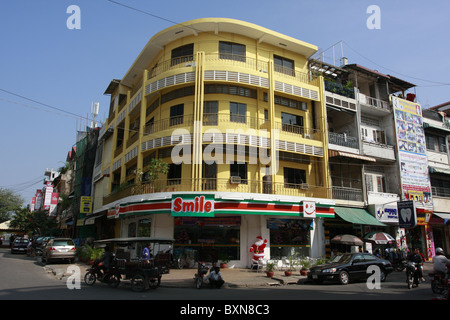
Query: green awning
[{"left": 334, "top": 207, "right": 386, "bottom": 226}]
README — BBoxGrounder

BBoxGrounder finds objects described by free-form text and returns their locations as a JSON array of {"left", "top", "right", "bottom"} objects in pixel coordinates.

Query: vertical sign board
[
  {"left": 392, "top": 96, "right": 432, "bottom": 204},
  {"left": 397, "top": 200, "right": 417, "bottom": 228}
]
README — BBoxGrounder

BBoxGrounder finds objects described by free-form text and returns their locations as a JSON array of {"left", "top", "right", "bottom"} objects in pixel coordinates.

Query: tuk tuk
[{"left": 93, "top": 237, "right": 175, "bottom": 291}]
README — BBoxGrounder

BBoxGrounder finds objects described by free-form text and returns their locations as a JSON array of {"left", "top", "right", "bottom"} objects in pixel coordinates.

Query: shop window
[
  {"left": 174, "top": 216, "right": 241, "bottom": 261},
  {"left": 268, "top": 218, "right": 312, "bottom": 258},
  {"left": 128, "top": 222, "right": 136, "bottom": 237},
  {"left": 138, "top": 219, "right": 151, "bottom": 237}
]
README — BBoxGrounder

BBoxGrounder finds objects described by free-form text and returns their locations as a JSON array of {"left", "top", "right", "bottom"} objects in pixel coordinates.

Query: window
[
  {"left": 138, "top": 219, "right": 151, "bottom": 237},
  {"left": 168, "top": 163, "right": 182, "bottom": 185},
  {"left": 219, "top": 41, "right": 246, "bottom": 62},
  {"left": 170, "top": 104, "right": 184, "bottom": 126},
  {"left": 274, "top": 55, "right": 295, "bottom": 76},
  {"left": 365, "top": 173, "right": 386, "bottom": 193},
  {"left": 281, "top": 112, "right": 303, "bottom": 134},
  {"left": 171, "top": 43, "right": 194, "bottom": 66},
  {"left": 284, "top": 167, "right": 306, "bottom": 187},
  {"left": 230, "top": 102, "right": 246, "bottom": 124},
  {"left": 203, "top": 101, "right": 218, "bottom": 125},
  {"left": 230, "top": 163, "right": 247, "bottom": 184},
  {"left": 202, "top": 162, "right": 217, "bottom": 190},
  {"left": 426, "top": 134, "right": 447, "bottom": 153}
]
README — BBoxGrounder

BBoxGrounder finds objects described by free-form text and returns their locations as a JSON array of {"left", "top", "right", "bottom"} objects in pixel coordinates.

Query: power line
[{"left": 342, "top": 41, "right": 450, "bottom": 86}]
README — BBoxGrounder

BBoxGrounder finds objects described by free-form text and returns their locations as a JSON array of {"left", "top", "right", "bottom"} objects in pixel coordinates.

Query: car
[
  {"left": 307, "top": 252, "right": 394, "bottom": 285},
  {"left": 41, "top": 238, "right": 76, "bottom": 264},
  {"left": 11, "top": 237, "right": 29, "bottom": 254}
]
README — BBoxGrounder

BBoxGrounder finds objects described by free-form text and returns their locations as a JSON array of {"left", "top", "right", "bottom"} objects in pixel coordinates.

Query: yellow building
[{"left": 96, "top": 18, "right": 335, "bottom": 267}]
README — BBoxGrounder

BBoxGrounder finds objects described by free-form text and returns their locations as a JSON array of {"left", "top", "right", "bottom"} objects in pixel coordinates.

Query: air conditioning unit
[
  {"left": 185, "top": 62, "right": 196, "bottom": 67},
  {"left": 230, "top": 176, "right": 241, "bottom": 184},
  {"left": 300, "top": 183, "right": 309, "bottom": 190}
]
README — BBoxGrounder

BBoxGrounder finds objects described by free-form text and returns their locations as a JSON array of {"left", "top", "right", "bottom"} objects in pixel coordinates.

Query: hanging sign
[{"left": 397, "top": 200, "right": 417, "bottom": 228}]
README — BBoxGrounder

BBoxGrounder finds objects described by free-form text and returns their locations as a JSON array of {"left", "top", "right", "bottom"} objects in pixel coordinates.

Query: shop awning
[
  {"left": 334, "top": 207, "right": 386, "bottom": 226},
  {"left": 429, "top": 166, "right": 450, "bottom": 175},
  {"left": 433, "top": 212, "right": 450, "bottom": 221},
  {"left": 329, "top": 150, "right": 376, "bottom": 162}
]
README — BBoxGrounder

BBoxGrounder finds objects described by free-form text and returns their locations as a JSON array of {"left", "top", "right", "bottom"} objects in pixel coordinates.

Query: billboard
[{"left": 392, "top": 96, "right": 432, "bottom": 204}]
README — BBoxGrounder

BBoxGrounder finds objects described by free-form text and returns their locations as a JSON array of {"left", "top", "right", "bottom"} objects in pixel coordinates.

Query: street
[{"left": 0, "top": 248, "right": 438, "bottom": 303}]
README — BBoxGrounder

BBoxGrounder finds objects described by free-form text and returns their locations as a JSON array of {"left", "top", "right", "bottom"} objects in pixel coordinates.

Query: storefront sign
[
  {"left": 80, "top": 196, "right": 93, "bottom": 215},
  {"left": 397, "top": 200, "right": 417, "bottom": 228},
  {"left": 171, "top": 194, "right": 215, "bottom": 217},
  {"left": 371, "top": 204, "right": 398, "bottom": 223},
  {"left": 302, "top": 200, "right": 316, "bottom": 218}
]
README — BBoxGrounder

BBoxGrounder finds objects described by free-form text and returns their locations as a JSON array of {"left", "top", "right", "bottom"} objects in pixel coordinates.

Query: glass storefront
[
  {"left": 173, "top": 216, "right": 241, "bottom": 262},
  {"left": 267, "top": 218, "right": 312, "bottom": 258}
]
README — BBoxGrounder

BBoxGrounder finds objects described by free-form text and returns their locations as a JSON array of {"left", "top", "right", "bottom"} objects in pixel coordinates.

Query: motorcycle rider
[
  {"left": 97, "top": 245, "right": 114, "bottom": 280},
  {"left": 432, "top": 247, "right": 449, "bottom": 277},
  {"left": 407, "top": 248, "right": 424, "bottom": 280}
]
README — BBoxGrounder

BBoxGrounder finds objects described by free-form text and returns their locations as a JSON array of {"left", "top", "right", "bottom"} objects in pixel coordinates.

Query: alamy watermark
[
  {"left": 66, "top": 5, "right": 81, "bottom": 30},
  {"left": 366, "top": 5, "right": 381, "bottom": 30}
]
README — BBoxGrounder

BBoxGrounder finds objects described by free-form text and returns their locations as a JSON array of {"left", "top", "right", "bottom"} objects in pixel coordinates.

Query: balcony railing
[
  {"left": 359, "top": 93, "right": 390, "bottom": 112},
  {"left": 103, "top": 178, "right": 331, "bottom": 205},
  {"left": 328, "top": 132, "right": 359, "bottom": 149},
  {"left": 431, "top": 186, "right": 450, "bottom": 198},
  {"left": 332, "top": 186, "right": 364, "bottom": 202}
]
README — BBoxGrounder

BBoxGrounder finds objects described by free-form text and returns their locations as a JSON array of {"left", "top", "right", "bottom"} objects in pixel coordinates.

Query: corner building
[{"left": 97, "top": 18, "right": 335, "bottom": 267}]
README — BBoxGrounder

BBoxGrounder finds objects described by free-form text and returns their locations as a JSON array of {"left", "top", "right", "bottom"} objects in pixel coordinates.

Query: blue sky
[{"left": 1, "top": 0, "right": 449, "bottom": 205}]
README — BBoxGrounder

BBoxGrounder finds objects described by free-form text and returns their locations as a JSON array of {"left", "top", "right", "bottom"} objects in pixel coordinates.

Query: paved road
[{"left": 0, "top": 248, "right": 438, "bottom": 303}]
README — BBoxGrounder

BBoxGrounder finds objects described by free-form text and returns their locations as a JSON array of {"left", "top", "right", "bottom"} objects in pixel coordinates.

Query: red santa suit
[{"left": 249, "top": 236, "right": 267, "bottom": 264}]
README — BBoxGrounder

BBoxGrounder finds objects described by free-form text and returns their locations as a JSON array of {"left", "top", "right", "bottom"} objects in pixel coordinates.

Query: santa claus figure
[{"left": 249, "top": 236, "right": 267, "bottom": 264}]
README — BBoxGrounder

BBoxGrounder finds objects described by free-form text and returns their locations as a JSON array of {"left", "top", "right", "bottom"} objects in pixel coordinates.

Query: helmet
[{"left": 436, "top": 247, "right": 444, "bottom": 255}]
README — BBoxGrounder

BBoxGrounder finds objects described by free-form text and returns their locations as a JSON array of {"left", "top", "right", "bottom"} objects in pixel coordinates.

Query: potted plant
[
  {"left": 284, "top": 256, "right": 297, "bottom": 276},
  {"left": 220, "top": 258, "right": 230, "bottom": 269},
  {"left": 266, "top": 262, "right": 276, "bottom": 278},
  {"left": 300, "top": 259, "right": 311, "bottom": 276}
]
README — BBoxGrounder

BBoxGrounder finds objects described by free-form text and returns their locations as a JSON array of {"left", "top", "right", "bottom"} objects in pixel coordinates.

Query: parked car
[
  {"left": 11, "top": 237, "right": 29, "bottom": 254},
  {"left": 41, "top": 238, "right": 76, "bottom": 264},
  {"left": 307, "top": 253, "right": 394, "bottom": 285}
]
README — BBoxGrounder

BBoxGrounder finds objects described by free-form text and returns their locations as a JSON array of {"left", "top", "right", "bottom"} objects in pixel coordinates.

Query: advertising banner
[
  {"left": 397, "top": 200, "right": 417, "bottom": 228},
  {"left": 392, "top": 96, "right": 432, "bottom": 204}
]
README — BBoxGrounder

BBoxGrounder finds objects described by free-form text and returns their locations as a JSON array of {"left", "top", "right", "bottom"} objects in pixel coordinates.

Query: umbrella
[
  {"left": 331, "top": 234, "right": 364, "bottom": 246},
  {"left": 363, "top": 232, "right": 395, "bottom": 245}
]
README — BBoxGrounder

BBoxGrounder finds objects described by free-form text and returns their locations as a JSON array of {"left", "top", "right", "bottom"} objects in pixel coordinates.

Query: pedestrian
[
  {"left": 204, "top": 266, "right": 225, "bottom": 288},
  {"left": 142, "top": 244, "right": 152, "bottom": 263}
]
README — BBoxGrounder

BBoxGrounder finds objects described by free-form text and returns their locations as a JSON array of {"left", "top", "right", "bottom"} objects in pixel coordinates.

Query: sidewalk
[{"left": 44, "top": 261, "right": 306, "bottom": 288}]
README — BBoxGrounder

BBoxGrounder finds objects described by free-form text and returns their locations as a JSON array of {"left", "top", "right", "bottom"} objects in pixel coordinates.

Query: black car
[
  {"left": 307, "top": 253, "right": 393, "bottom": 285},
  {"left": 11, "top": 237, "right": 29, "bottom": 254}
]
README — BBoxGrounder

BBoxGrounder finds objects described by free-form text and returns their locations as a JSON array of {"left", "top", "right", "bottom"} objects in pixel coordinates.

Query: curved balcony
[{"left": 103, "top": 178, "right": 331, "bottom": 205}]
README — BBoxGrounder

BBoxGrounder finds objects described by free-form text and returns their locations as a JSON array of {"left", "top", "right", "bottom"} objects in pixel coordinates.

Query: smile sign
[{"left": 171, "top": 194, "right": 215, "bottom": 217}]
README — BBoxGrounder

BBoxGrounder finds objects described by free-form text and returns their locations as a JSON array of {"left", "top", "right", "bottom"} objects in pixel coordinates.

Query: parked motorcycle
[
  {"left": 406, "top": 261, "right": 421, "bottom": 289},
  {"left": 84, "top": 260, "right": 121, "bottom": 288}
]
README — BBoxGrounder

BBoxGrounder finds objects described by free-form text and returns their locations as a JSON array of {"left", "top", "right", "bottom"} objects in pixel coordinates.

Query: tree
[
  {"left": 0, "top": 188, "right": 24, "bottom": 223},
  {"left": 9, "top": 208, "right": 57, "bottom": 236}
]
